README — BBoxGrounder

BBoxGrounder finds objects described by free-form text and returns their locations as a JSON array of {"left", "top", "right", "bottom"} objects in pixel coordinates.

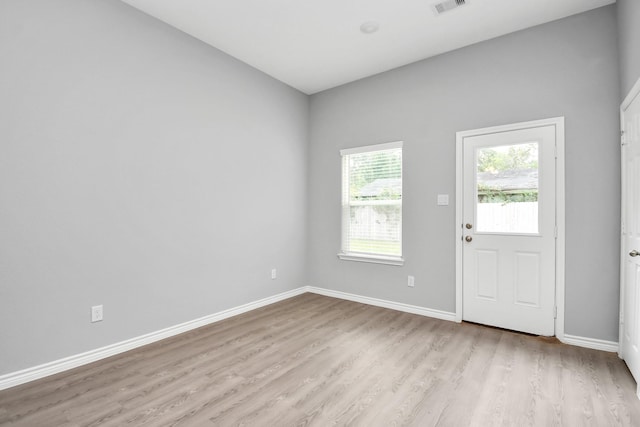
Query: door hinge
[
  {"left": 554, "top": 306, "right": 557, "bottom": 319},
  {"left": 622, "top": 130, "right": 627, "bottom": 146},
  {"left": 554, "top": 226, "right": 558, "bottom": 239}
]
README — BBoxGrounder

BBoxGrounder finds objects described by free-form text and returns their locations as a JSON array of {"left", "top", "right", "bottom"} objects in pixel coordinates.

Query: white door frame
[
  {"left": 619, "top": 77, "right": 640, "bottom": 361},
  {"left": 455, "top": 117, "right": 566, "bottom": 339}
]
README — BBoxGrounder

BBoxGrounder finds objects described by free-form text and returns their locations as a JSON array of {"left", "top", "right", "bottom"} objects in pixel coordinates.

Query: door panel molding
[{"left": 455, "top": 117, "right": 565, "bottom": 338}]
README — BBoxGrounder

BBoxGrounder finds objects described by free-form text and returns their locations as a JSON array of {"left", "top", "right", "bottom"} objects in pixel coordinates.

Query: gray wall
[
  {"left": 618, "top": 0, "right": 640, "bottom": 98},
  {"left": 0, "top": 0, "right": 308, "bottom": 375},
  {"left": 308, "top": 6, "right": 621, "bottom": 341},
  {"left": 0, "top": 1, "right": 624, "bottom": 378}
]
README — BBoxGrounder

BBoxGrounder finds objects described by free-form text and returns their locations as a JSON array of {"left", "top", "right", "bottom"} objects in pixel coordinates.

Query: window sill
[{"left": 337, "top": 252, "right": 404, "bottom": 266}]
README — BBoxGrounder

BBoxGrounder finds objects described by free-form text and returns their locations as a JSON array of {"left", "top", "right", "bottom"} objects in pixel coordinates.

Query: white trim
[
  {"left": 619, "top": 77, "right": 640, "bottom": 360},
  {"left": 455, "top": 118, "right": 564, "bottom": 139},
  {"left": 0, "top": 287, "right": 307, "bottom": 391},
  {"left": 560, "top": 334, "right": 619, "bottom": 353},
  {"left": 340, "top": 140, "right": 403, "bottom": 156},
  {"left": 621, "top": 76, "right": 640, "bottom": 112},
  {"left": 307, "top": 286, "right": 457, "bottom": 322},
  {"left": 1, "top": 285, "right": 617, "bottom": 391},
  {"left": 553, "top": 118, "right": 566, "bottom": 341},
  {"left": 455, "top": 128, "right": 464, "bottom": 322},
  {"left": 455, "top": 117, "right": 566, "bottom": 337},
  {"left": 337, "top": 253, "right": 404, "bottom": 266}
]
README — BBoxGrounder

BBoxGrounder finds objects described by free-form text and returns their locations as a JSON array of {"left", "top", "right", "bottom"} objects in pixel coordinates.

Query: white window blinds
[{"left": 339, "top": 141, "right": 403, "bottom": 264}]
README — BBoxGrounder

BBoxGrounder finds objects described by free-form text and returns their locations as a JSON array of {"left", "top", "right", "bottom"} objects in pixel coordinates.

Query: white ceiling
[{"left": 121, "top": 0, "right": 615, "bottom": 94}]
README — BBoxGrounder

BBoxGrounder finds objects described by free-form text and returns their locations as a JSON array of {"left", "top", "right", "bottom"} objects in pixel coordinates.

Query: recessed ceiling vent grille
[{"left": 432, "top": 0, "right": 467, "bottom": 15}]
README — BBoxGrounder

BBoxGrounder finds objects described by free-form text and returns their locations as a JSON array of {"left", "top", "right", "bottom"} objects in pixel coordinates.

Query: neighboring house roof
[
  {"left": 359, "top": 178, "right": 402, "bottom": 197},
  {"left": 477, "top": 169, "right": 538, "bottom": 191}
]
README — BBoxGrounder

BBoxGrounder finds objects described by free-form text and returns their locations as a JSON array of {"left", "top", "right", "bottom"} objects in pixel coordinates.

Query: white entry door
[
  {"left": 620, "top": 80, "right": 640, "bottom": 385},
  {"left": 459, "top": 120, "right": 560, "bottom": 336}
]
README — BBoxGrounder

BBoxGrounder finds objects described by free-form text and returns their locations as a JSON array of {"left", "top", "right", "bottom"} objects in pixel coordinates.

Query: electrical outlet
[
  {"left": 271, "top": 268, "right": 277, "bottom": 280},
  {"left": 408, "top": 276, "right": 415, "bottom": 287},
  {"left": 91, "top": 305, "right": 103, "bottom": 322}
]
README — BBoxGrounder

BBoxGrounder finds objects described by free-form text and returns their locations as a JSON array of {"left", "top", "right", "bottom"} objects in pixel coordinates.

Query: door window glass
[{"left": 476, "top": 142, "right": 539, "bottom": 234}]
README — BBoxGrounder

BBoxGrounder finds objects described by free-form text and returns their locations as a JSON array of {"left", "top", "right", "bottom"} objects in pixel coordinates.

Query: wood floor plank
[{"left": 2, "top": 293, "right": 640, "bottom": 426}]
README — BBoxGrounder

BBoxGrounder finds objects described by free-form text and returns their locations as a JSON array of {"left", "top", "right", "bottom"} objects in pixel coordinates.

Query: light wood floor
[{"left": 2, "top": 293, "right": 640, "bottom": 426}]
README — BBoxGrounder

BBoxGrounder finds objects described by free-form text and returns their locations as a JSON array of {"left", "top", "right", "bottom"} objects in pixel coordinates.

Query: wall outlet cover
[
  {"left": 408, "top": 276, "right": 415, "bottom": 287},
  {"left": 91, "top": 305, "right": 103, "bottom": 322}
]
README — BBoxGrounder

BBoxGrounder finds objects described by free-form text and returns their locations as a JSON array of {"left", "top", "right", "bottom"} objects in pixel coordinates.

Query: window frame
[{"left": 338, "top": 141, "right": 404, "bottom": 266}]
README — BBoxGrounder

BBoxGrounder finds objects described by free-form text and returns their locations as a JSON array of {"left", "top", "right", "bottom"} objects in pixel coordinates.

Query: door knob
[
  {"left": 465, "top": 236, "right": 473, "bottom": 242},
  {"left": 631, "top": 250, "right": 640, "bottom": 257},
  {"left": 466, "top": 223, "right": 473, "bottom": 229}
]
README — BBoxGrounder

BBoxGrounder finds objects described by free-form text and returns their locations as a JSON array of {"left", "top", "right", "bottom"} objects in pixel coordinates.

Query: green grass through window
[{"left": 349, "top": 239, "right": 401, "bottom": 256}]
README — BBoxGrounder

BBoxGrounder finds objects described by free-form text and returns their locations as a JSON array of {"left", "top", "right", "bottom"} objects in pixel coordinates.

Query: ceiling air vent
[{"left": 432, "top": 0, "right": 467, "bottom": 15}]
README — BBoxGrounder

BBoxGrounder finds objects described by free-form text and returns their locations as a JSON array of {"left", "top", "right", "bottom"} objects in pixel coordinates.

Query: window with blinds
[{"left": 339, "top": 141, "right": 403, "bottom": 265}]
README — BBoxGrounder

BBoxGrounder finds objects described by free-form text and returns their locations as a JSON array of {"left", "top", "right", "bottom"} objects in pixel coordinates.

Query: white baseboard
[
  {"left": 0, "top": 287, "right": 307, "bottom": 391},
  {"left": 309, "top": 287, "right": 621, "bottom": 353},
  {"left": 1, "top": 286, "right": 616, "bottom": 391},
  {"left": 560, "top": 334, "right": 619, "bottom": 352},
  {"left": 307, "top": 286, "right": 457, "bottom": 322}
]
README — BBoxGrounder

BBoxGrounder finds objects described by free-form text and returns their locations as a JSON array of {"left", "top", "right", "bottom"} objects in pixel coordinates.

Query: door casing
[
  {"left": 455, "top": 117, "right": 566, "bottom": 339},
  {"left": 619, "top": 77, "right": 640, "bottom": 395}
]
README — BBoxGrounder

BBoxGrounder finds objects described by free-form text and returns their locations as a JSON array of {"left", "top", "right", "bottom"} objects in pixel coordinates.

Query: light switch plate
[{"left": 437, "top": 194, "right": 449, "bottom": 206}]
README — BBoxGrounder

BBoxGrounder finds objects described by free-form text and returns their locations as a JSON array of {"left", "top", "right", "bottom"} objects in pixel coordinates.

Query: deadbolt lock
[{"left": 465, "top": 224, "right": 473, "bottom": 229}]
